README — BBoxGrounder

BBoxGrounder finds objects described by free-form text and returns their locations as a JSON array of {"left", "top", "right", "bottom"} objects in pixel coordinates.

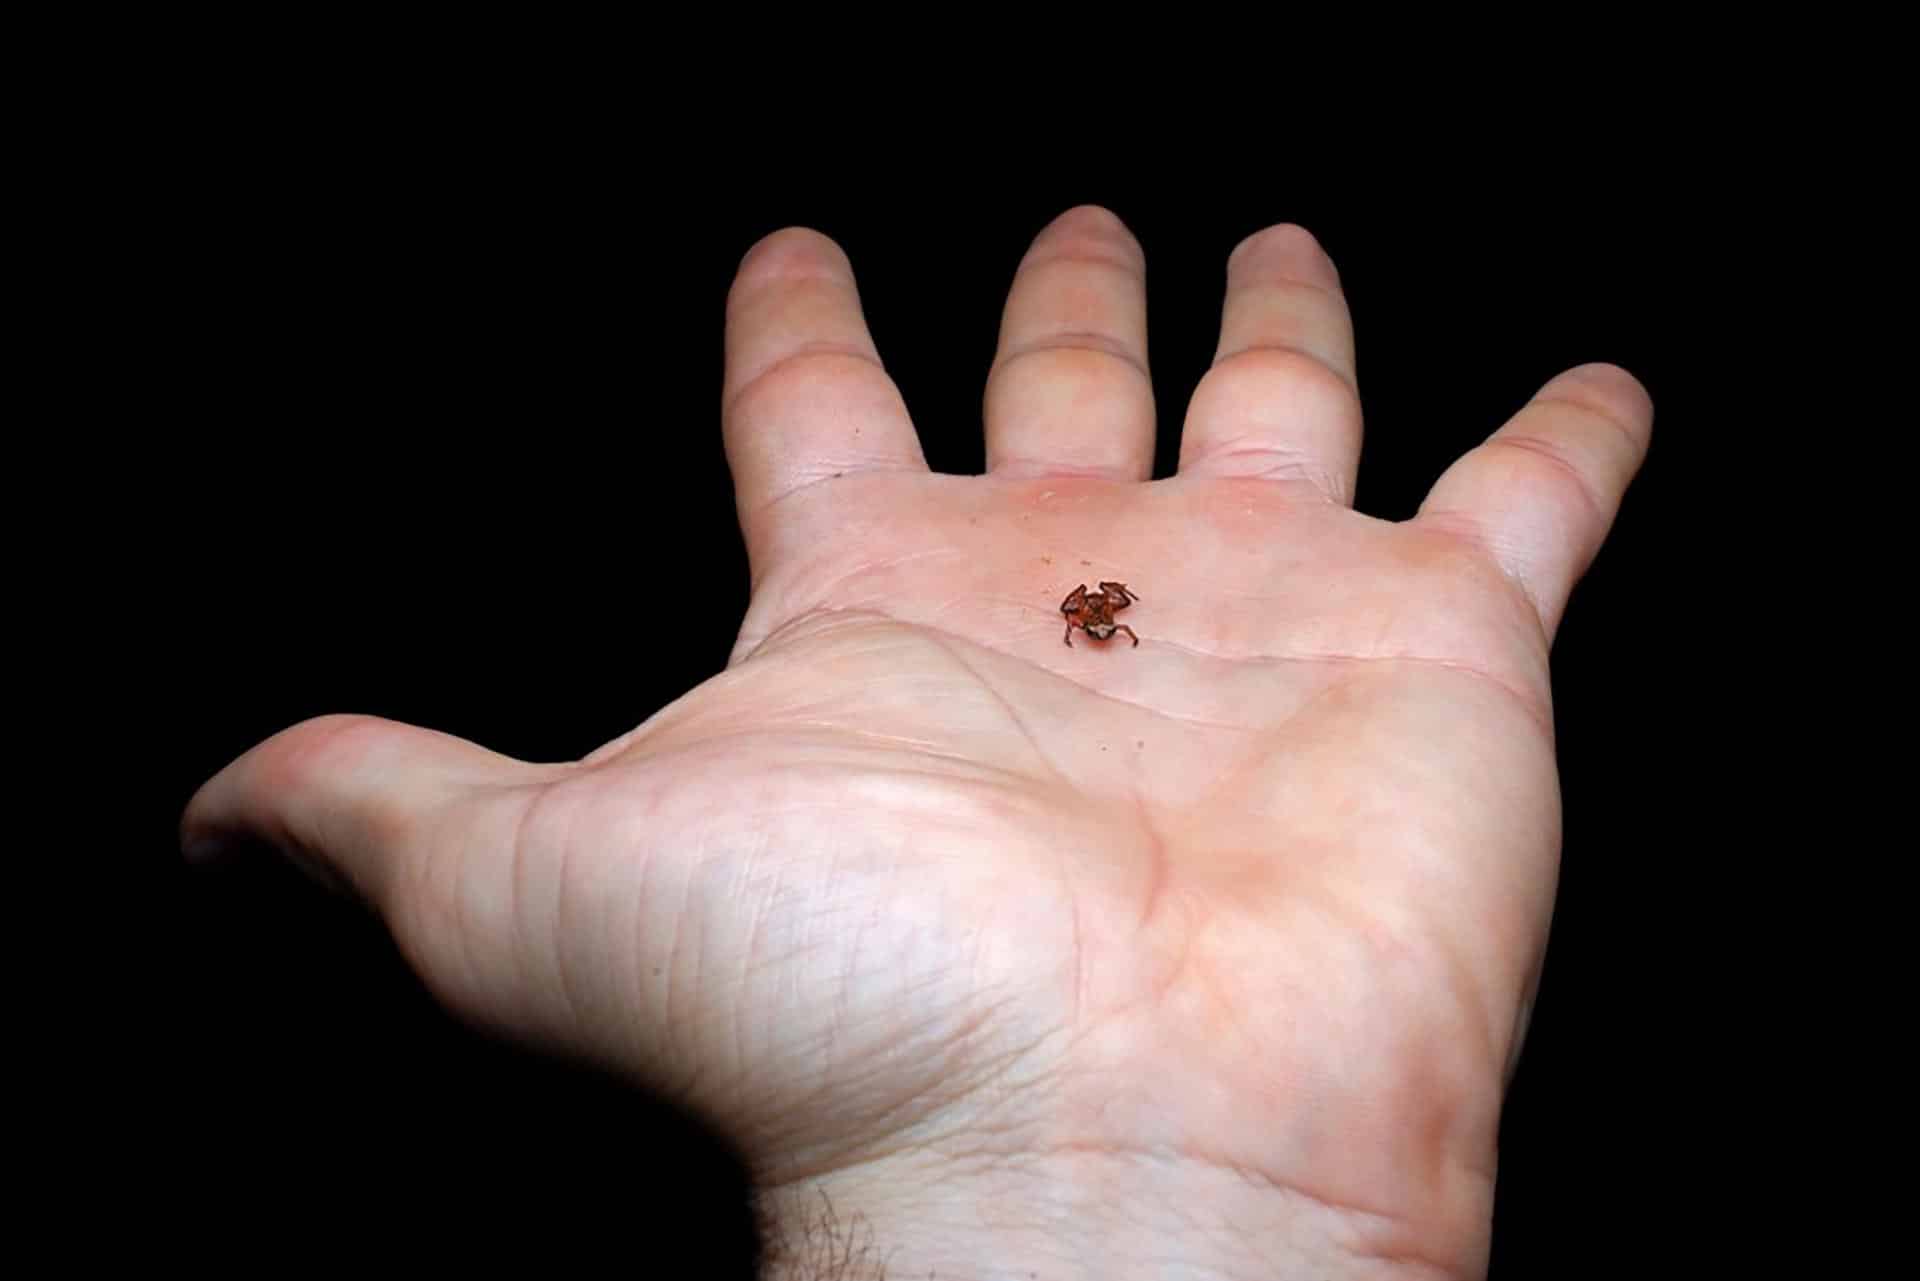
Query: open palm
[{"left": 185, "top": 209, "right": 1649, "bottom": 1278}]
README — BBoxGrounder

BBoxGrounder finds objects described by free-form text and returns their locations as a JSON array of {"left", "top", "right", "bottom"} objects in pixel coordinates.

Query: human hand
[{"left": 182, "top": 207, "right": 1651, "bottom": 1279}]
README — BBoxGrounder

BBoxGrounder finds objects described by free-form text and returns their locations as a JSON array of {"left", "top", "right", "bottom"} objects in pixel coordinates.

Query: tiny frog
[{"left": 1060, "top": 581, "right": 1140, "bottom": 648}]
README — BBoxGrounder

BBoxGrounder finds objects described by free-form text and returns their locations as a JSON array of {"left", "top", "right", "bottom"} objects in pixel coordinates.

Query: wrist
[{"left": 754, "top": 1143, "right": 1488, "bottom": 1281}]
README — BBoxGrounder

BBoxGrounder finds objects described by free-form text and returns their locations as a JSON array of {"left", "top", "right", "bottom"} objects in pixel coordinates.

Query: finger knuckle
[
  {"left": 1208, "top": 342, "right": 1358, "bottom": 410},
  {"left": 1484, "top": 433, "right": 1610, "bottom": 524}
]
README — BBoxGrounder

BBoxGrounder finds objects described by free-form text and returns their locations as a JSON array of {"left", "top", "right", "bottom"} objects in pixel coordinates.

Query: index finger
[{"left": 1417, "top": 362, "right": 1654, "bottom": 638}]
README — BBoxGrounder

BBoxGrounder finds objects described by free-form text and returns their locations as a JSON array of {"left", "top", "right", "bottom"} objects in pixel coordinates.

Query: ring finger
[{"left": 1179, "top": 223, "right": 1361, "bottom": 503}]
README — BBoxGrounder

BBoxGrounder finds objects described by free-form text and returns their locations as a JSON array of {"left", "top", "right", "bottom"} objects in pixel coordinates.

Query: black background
[{"left": 124, "top": 71, "right": 1752, "bottom": 1279}]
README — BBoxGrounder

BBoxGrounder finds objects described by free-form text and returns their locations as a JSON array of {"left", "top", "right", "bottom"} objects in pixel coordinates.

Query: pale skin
[{"left": 182, "top": 207, "right": 1651, "bottom": 1279}]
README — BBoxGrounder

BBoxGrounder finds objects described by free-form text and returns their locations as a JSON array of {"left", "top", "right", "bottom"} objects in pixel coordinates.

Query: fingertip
[
  {"left": 1539, "top": 362, "right": 1655, "bottom": 445},
  {"left": 1547, "top": 359, "right": 1649, "bottom": 400},
  {"left": 1226, "top": 222, "right": 1340, "bottom": 290},
  {"left": 734, "top": 226, "right": 852, "bottom": 284},
  {"left": 175, "top": 713, "right": 418, "bottom": 867},
  {"left": 180, "top": 746, "right": 251, "bottom": 864},
  {"left": 1033, "top": 205, "right": 1145, "bottom": 270},
  {"left": 1048, "top": 203, "right": 1133, "bottom": 235}
]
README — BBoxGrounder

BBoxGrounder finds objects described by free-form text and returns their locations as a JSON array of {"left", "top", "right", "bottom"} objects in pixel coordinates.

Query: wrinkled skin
[{"left": 184, "top": 208, "right": 1650, "bottom": 1279}]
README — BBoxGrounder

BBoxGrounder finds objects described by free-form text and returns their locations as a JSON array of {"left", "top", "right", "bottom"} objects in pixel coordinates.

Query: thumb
[{"left": 180, "top": 712, "right": 555, "bottom": 906}]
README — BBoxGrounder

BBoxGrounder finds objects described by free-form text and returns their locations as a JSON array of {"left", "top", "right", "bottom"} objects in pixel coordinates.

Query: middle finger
[{"left": 983, "top": 206, "right": 1156, "bottom": 481}]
